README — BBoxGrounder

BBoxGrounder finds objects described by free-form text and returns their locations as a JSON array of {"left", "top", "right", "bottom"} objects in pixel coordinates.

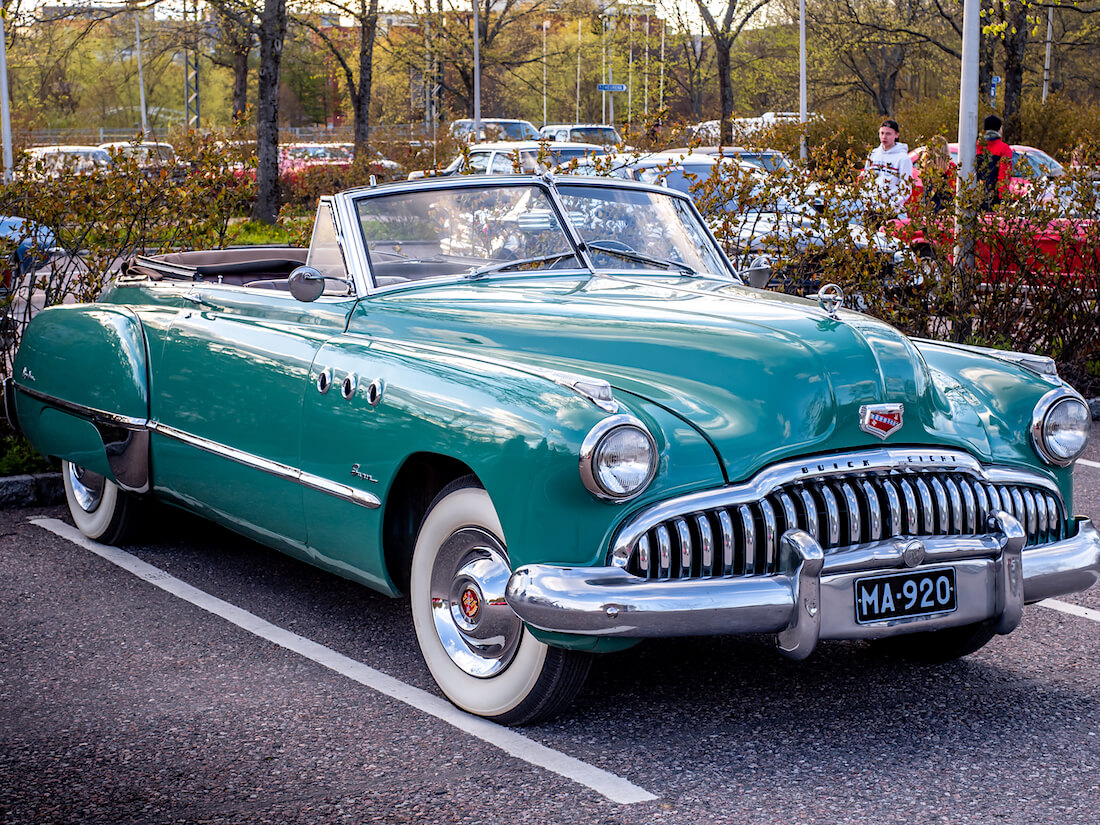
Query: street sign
[
  {"left": 990, "top": 75, "right": 1001, "bottom": 104},
  {"left": 597, "top": 83, "right": 627, "bottom": 92}
]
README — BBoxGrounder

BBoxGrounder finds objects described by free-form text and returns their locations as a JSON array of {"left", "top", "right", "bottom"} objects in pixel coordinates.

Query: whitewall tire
[
  {"left": 410, "top": 477, "right": 590, "bottom": 725},
  {"left": 61, "top": 460, "right": 142, "bottom": 545}
]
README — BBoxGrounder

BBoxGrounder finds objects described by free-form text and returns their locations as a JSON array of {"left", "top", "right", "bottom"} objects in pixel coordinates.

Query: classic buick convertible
[{"left": 6, "top": 175, "right": 1098, "bottom": 725}]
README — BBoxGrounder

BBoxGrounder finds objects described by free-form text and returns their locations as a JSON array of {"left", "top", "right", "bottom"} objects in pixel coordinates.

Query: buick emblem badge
[{"left": 859, "top": 403, "right": 904, "bottom": 440}]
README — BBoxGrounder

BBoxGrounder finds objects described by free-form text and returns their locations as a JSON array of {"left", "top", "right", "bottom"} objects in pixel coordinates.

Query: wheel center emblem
[{"left": 460, "top": 587, "right": 481, "bottom": 620}]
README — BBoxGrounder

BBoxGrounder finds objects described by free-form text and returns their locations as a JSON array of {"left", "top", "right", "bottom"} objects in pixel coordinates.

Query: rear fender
[{"left": 12, "top": 304, "right": 151, "bottom": 492}]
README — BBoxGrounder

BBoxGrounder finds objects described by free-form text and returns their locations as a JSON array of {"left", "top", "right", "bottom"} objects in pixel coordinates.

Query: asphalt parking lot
[{"left": 1, "top": 437, "right": 1098, "bottom": 825}]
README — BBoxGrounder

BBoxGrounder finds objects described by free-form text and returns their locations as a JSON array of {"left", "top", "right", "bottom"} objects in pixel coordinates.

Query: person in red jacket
[{"left": 976, "top": 114, "right": 1013, "bottom": 208}]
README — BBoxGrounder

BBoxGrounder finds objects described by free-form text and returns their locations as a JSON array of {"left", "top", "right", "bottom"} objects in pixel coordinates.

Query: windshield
[
  {"left": 556, "top": 183, "right": 731, "bottom": 277},
  {"left": 570, "top": 127, "right": 621, "bottom": 145},
  {"left": 354, "top": 181, "right": 732, "bottom": 285},
  {"left": 356, "top": 184, "right": 577, "bottom": 284}
]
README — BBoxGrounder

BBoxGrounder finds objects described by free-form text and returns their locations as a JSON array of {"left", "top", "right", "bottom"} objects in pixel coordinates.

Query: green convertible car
[{"left": 6, "top": 175, "right": 1098, "bottom": 724}]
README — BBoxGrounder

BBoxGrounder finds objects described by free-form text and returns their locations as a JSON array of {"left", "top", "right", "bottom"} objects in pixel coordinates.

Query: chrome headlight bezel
[
  {"left": 1031, "top": 387, "right": 1091, "bottom": 467},
  {"left": 579, "top": 414, "right": 658, "bottom": 502}
]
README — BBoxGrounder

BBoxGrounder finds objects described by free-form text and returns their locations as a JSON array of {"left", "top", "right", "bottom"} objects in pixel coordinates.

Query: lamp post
[
  {"left": 0, "top": 12, "right": 12, "bottom": 184},
  {"left": 135, "top": 5, "right": 148, "bottom": 132},
  {"left": 542, "top": 20, "right": 549, "bottom": 127},
  {"left": 575, "top": 18, "right": 581, "bottom": 122},
  {"left": 955, "top": 0, "right": 980, "bottom": 272},
  {"left": 798, "top": 0, "right": 806, "bottom": 160},
  {"left": 1042, "top": 6, "right": 1054, "bottom": 104}
]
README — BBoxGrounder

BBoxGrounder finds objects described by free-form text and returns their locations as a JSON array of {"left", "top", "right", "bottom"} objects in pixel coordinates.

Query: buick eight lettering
[{"left": 6, "top": 175, "right": 1099, "bottom": 724}]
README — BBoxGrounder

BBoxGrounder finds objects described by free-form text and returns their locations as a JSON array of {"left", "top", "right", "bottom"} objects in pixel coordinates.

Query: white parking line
[
  {"left": 1038, "top": 598, "right": 1100, "bottom": 623},
  {"left": 31, "top": 518, "right": 657, "bottom": 806},
  {"left": 1077, "top": 458, "right": 1100, "bottom": 470}
]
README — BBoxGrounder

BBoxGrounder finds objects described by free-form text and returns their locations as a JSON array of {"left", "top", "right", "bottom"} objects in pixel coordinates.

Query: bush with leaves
[{"left": 0, "top": 129, "right": 257, "bottom": 381}]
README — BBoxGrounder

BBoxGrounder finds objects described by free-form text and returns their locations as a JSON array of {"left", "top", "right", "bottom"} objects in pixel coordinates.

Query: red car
[{"left": 908, "top": 143, "right": 1064, "bottom": 200}]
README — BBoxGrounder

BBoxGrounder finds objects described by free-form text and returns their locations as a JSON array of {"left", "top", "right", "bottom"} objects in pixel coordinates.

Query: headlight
[
  {"left": 1031, "top": 388, "right": 1091, "bottom": 466},
  {"left": 579, "top": 415, "right": 658, "bottom": 501}
]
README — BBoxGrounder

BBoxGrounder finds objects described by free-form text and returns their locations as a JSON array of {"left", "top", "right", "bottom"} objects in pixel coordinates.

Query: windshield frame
[{"left": 340, "top": 174, "right": 740, "bottom": 293}]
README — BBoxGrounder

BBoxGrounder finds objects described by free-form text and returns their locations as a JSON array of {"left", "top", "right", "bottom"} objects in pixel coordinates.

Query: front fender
[{"left": 12, "top": 303, "right": 151, "bottom": 491}]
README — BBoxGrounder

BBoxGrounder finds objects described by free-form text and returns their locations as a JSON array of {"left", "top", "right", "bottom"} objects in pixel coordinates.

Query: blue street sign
[{"left": 597, "top": 83, "right": 627, "bottom": 92}]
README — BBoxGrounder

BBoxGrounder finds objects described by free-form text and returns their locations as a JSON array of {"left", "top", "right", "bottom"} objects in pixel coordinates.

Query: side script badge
[{"left": 859, "top": 403, "right": 904, "bottom": 440}]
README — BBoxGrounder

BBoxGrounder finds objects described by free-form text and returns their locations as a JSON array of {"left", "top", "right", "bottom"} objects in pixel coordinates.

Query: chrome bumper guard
[{"left": 505, "top": 513, "right": 1100, "bottom": 660}]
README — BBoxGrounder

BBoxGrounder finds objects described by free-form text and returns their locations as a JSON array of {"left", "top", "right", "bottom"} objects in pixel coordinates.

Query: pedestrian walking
[
  {"left": 863, "top": 119, "right": 914, "bottom": 217},
  {"left": 976, "top": 114, "right": 1013, "bottom": 209},
  {"left": 917, "top": 135, "right": 957, "bottom": 213}
]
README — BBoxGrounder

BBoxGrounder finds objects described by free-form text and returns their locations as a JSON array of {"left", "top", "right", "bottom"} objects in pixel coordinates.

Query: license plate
[{"left": 854, "top": 567, "right": 957, "bottom": 624}]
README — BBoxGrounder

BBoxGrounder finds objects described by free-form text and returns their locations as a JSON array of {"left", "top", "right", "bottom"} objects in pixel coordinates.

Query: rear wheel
[
  {"left": 62, "top": 460, "right": 142, "bottom": 544},
  {"left": 873, "top": 620, "right": 997, "bottom": 663},
  {"left": 410, "top": 476, "right": 590, "bottom": 725}
]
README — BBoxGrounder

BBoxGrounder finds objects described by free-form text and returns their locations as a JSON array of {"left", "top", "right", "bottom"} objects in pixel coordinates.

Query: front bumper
[{"left": 505, "top": 513, "right": 1100, "bottom": 660}]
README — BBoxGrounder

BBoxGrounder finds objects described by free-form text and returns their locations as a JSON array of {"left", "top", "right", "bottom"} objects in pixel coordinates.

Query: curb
[{"left": 0, "top": 472, "right": 64, "bottom": 509}]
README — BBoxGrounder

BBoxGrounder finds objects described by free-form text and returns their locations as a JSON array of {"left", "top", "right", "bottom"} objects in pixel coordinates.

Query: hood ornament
[
  {"left": 816, "top": 283, "right": 845, "bottom": 318},
  {"left": 860, "top": 403, "right": 904, "bottom": 440}
]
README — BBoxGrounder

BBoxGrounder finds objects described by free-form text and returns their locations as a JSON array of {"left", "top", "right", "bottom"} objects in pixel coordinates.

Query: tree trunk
[
  {"left": 715, "top": 38, "right": 732, "bottom": 145},
  {"left": 232, "top": 47, "right": 249, "bottom": 120},
  {"left": 979, "top": 0, "right": 995, "bottom": 97},
  {"left": 353, "top": 0, "right": 380, "bottom": 154},
  {"left": 251, "top": 0, "right": 287, "bottom": 225},
  {"left": 1000, "top": 0, "right": 1028, "bottom": 140}
]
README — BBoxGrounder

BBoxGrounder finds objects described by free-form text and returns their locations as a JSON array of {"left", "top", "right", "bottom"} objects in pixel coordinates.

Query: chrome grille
[{"left": 623, "top": 470, "right": 1064, "bottom": 580}]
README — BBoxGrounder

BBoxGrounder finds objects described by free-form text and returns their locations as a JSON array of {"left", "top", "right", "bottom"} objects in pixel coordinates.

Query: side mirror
[
  {"left": 742, "top": 255, "right": 773, "bottom": 289},
  {"left": 288, "top": 265, "right": 326, "bottom": 302}
]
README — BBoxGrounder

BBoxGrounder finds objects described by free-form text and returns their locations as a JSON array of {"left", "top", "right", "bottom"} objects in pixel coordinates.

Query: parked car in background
[
  {"left": 99, "top": 140, "right": 183, "bottom": 181},
  {"left": 22, "top": 145, "right": 111, "bottom": 178},
  {"left": 280, "top": 142, "right": 404, "bottom": 184},
  {"left": 408, "top": 141, "right": 606, "bottom": 179},
  {"left": 449, "top": 118, "right": 541, "bottom": 143},
  {"left": 0, "top": 216, "right": 57, "bottom": 296},
  {"left": 539, "top": 123, "right": 622, "bottom": 146},
  {"left": 681, "top": 145, "right": 793, "bottom": 172},
  {"left": 10, "top": 174, "right": 1097, "bottom": 726}
]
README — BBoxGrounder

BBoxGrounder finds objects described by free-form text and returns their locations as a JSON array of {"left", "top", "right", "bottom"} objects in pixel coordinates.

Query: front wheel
[
  {"left": 61, "top": 460, "right": 143, "bottom": 544},
  {"left": 410, "top": 477, "right": 590, "bottom": 725}
]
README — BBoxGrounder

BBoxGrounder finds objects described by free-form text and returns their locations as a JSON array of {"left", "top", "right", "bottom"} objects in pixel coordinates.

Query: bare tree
[
  {"left": 252, "top": 0, "right": 287, "bottom": 223},
  {"left": 692, "top": 0, "right": 770, "bottom": 144},
  {"left": 296, "top": 0, "right": 381, "bottom": 156}
]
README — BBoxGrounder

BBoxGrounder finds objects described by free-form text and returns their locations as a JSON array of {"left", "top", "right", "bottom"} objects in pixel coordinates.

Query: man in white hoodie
[{"left": 864, "top": 118, "right": 913, "bottom": 216}]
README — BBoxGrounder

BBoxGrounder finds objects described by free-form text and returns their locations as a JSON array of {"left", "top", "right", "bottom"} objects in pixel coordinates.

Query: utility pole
[
  {"left": 542, "top": 20, "right": 548, "bottom": 127},
  {"left": 575, "top": 19, "right": 581, "bottom": 123},
  {"left": 1042, "top": 6, "right": 1054, "bottom": 104},
  {"left": 798, "top": 0, "right": 806, "bottom": 160},
  {"left": 0, "top": 12, "right": 12, "bottom": 184},
  {"left": 184, "top": 0, "right": 200, "bottom": 129},
  {"left": 955, "top": 0, "right": 980, "bottom": 273},
  {"left": 135, "top": 5, "right": 148, "bottom": 132},
  {"left": 472, "top": 0, "right": 481, "bottom": 135},
  {"left": 627, "top": 13, "right": 633, "bottom": 126}
]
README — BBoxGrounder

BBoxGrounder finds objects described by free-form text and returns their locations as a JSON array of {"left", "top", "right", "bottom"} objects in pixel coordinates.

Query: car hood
[{"left": 364, "top": 274, "right": 1001, "bottom": 482}]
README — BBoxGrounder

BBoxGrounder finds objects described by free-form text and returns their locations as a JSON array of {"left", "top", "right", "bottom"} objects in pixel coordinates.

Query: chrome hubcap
[
  {"left": 429, "top": 527, "right": 521, "bottom": 678},
  {"left": 67, "top": 463, "right": 105, "bottom": 513}
]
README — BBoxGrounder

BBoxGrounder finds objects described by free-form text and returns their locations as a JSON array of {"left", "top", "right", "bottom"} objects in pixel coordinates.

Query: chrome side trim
[
  {"left": 610, "top": 447, "right": 1063, "bottom": 567},
  {"left": 149, "top": 422, "right": 381, "bottom": 509}
]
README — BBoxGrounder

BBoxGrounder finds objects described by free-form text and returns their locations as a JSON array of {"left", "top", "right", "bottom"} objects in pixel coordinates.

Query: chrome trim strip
[
  {"left": 800, "top": 488, "right": 819, "bottom": 541},
  {"left": 761, "top": 499, "right": 778, "bottom": 569},
  {"left": 931, "top": 477, "right": 949, "bottom": 533},
  {"left": 821, "top": 485, "right": 840, "bottom": 546},
  {"left": 656, "top": 525, "right": 672, "bottom": 579},
  {"left": 676, "top": 518, "right": 692, "bottom": 579},
  {"left": 718, "top": 510, "right": 734, "bottom": 574},
  {"left": 780, "top": 492, "right": 799, "bottom": 536},
  {"left": 900, "top": 478, "right": 919, "bottom": 533},
  {"left": 148, "top": 422, "right": 381, "bottom": 509},
  {"left": 883, "top": 479, "right": 901, "bottom": 536},
  {"left": 915, "top": 478, "right": 935, "bottom": 533},
  {"left": 637, "top": 534, "right": 651, "bottom": 574},
  {"left": 862, "top": 480, "right": 882, "bottom": 541},
  {"left": 960, "top": 479, "right": 976, "bottom": 533},
  {"left": 842, "top": 482, "right": 860, "bottom": 545},
  {"left": 12, "top": 381, "right": 148, "bottom": 429},
  {"left": 739, "top": 505, "right": 755, "bottom": 575},
  {"left": 609, "top": 447, "right": 1064, "bottom": 567},
  {"left": 697, "top": 514, "right": 714, "bottom": 575},
  {"left": 974, "top": 482, "right": 990, "bottom": 526},
  {"left": 945, "top": 477, "right": 963, "bottom": 533}
]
